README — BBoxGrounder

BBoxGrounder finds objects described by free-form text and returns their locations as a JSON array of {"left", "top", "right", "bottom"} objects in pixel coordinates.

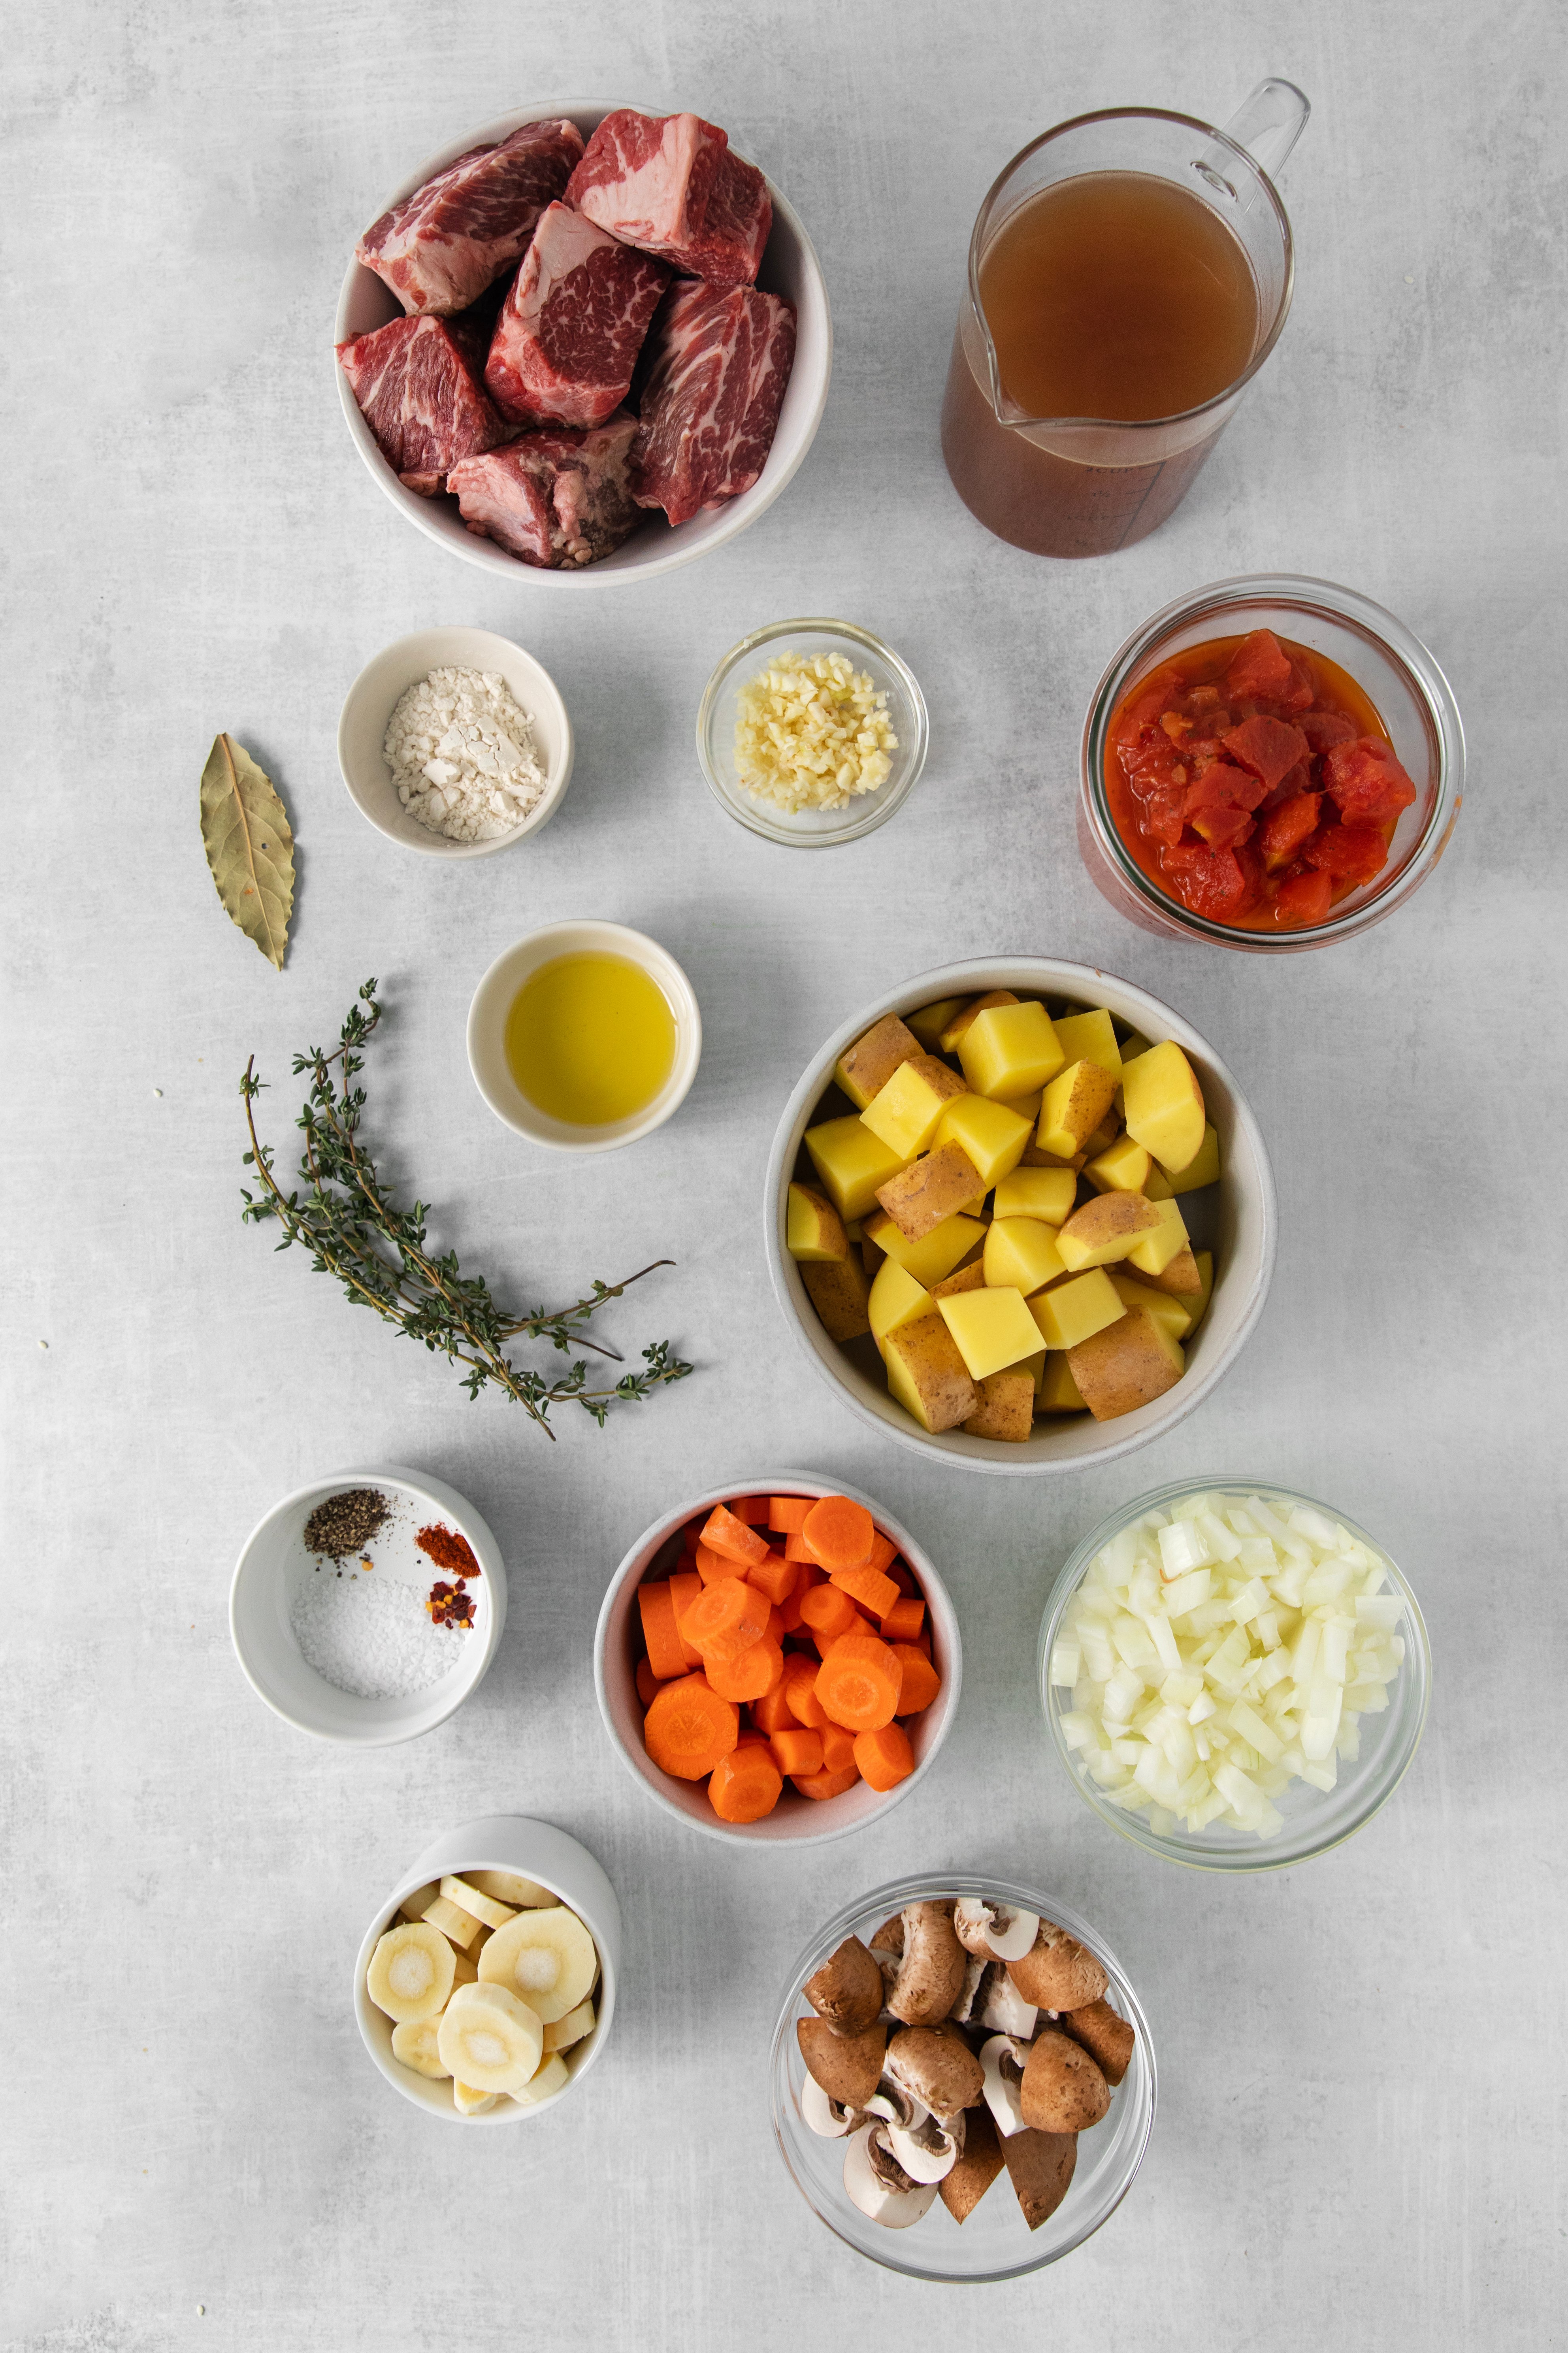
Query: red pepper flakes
[
  {"left": 416, "top": 1523, "right": 481, "bottom": 1579},
  {"left": 426, "top": 1577, "right": 476, "bottom": 1630}
]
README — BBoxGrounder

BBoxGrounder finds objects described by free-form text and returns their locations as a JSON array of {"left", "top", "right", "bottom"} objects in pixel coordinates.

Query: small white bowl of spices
[
  {"left": 229, "top": 1466, "right": 507, "bottom": 1745},
  {"left": 697, "top": 617, "right": 929, "bottom": 847},
  {"left": 337, "top": 626, "right": 574, "bottom": 859}
]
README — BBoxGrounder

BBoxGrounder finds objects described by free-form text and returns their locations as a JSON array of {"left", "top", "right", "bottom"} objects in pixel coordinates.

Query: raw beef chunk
[
  {"left": 631, "top": 281, "right": 796, "bottom": 526},
  {"left": 565, "top": 109, "right": 771, "bottom": 289},
  {"left": 337, "top": 315, "right": 505, "bottom": 494},
  {"left": 356, "top": 118, "right": 584, "bottom": 316},
  {"left": 449, "top": 413, "right": 642, "bottom": 567},
  {"left": 484, "top": 202, "right": 669, "bottom": 427}
]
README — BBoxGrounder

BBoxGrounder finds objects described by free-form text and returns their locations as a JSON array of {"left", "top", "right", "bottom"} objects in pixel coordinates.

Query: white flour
[{"left": 383, "top": 666, "right": 546, "bottom": 842}]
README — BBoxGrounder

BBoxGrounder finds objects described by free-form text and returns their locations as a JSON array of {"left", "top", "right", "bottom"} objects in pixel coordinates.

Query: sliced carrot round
[
  {"left": 704, "top": 1635, "right": 784, "bottom": 1704},
  {"left": 643, "top": 1675, "right": 738, "bottom": 1781},
  {"left": 793, "top": 1764, "right": 861, "bottom": 1802},
  {"left": 681, "top": 1576, "right": 769, "bottom": 1663},
  {"left": 815, "top": 1635, "right": 903, "bottom": 1732},
  {"left": 781, "top": 1653, "right": 828, "bottom": 1730},
  {"left": 891, "top": 1643, "right": 941, "bottom": 1716},
  {"left": 854, "top": 1722, "right": 915, "bottom": 1791},
  {"left": 709, "top": 1745, "right": 783, "bottom": 1822},
  {"left": 798, "top": 1583, "right": 857, "bottom": 1641},
  {"left": 803, "top": 1494, "right": 875, "bottom": 1572}
]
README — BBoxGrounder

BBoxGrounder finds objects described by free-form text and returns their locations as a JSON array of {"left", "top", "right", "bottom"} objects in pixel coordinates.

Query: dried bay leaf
[{"left": 200, "top": 734, "right": 295, "bottom": 970}]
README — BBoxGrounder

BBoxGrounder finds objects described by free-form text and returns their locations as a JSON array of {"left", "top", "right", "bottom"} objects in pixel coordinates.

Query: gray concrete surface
[{"left": 4, "top": 2, "right": 1564, "bottom": 2345}]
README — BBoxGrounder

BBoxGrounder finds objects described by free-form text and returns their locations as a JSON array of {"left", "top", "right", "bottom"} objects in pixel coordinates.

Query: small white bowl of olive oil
[{"left": 467, "top": 922, "right": 702, "bottom": 1152}]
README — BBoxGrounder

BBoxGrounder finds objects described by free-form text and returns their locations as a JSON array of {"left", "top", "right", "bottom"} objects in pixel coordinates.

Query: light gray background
[{"left": 5, "top": 1, "right": 1563, "bottom": 2345}]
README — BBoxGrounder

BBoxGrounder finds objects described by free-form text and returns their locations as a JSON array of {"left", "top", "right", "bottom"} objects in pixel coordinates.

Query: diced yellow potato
[
  {"left": 1038, "top": 1353, "right": 1089, "bottom": 1412},
  {"left": 1139, "top": 1242, "right": 1202, "bottom": 1296},
  {"left": 958, "top": 1001, "right": 1065, "bottom": 1100},
  {"left": 801, "top": 1254, "right": 872, "bottom": 1342},
  {"left": 963, "top": 1370, "right": 1035, "bottom": 1443},
  {"left": 859, "top": 1053, "right": 967, "bottom": 1159},
  {"left": 937, "top": 989, "right": 1018, "bottom": 1054},
  {"left": 884, "top": 1316, "right": 980, "bottom": 1433},
  {"left": 1021, "top": 1140, "right": 1086, "bottom": 1172},
  {"left": 938, "top": 1285, "right": 1043, "bottom": 1380},
  {"left": 868, "top": 1258, "right": 936, "bottom": 1357},
  {"left": 999, "top": 1088, "right": 1042, "bottom": 1125},
  {"left": 1056, "top": 1191, "right": 1164, "bottom": 1271},
  {"left": 992, "top": 1167, "right": 1077, "bottom": 1224},
  {"left": 1067, "top": 1306, "right": 1184, "bottom": 1422},
  {"left": 1187, "top": 1250, "right": 1215, "bottom": 1335},
  {"left": 834, "top": 1013, "right": 922, "bottom": 1110},
  {"left": 875, "top": 1141, "right": 984, "bottom": 1241},
  {"left": 1110, "top": 1270, "right": 1194, "bottom": 1343},
  {"left": 1081, "top": 1119, "right": 1119, "bottom": 1158},
  {"left": 1084, "top": 1134, "right": 1152, "bottom": 1196},
  {"left": 1038, "top": 1060, "right": 1120, "bottom": 1159},
  {"left": 1142, "top": 1161, "right": 1174, "bottom": 1200},
  {"left": 1121, "top": 1041, "right": 1206, "bottom": 1174},
  {"left": 1124, "top": 1196, "right": 1190, "bottom": 1278},
  {"left": 1117, "top": 1031, "right": 1152, "bottom": 1063},
  {"left": 1018, "top": 1345, "right": 1048, "bottom": 1398},
  {"left": 1027, "top": 1268, "right": 1125, "bottom": 1351},
  {"left": 906, "top": 996, "right": 969, "bottom": 1048},
  {"left": 1051, "top": 1008, "right": 1122, "bottom": 1079},
  {"left": 934, "top": 1095, "right": 1033, "bottom": 1189},
  {"left": 983, "top": 1217, "right": 1067, "bottom": 1296},
  {"left": 786, "top": 1183, "right": 848, "bottom": 1263},
  {"left": 928, "top": 1259, "right": 987, "bottom": 1300},
  {"left": 1159, "top": 1122, "right": 1221, "bottom": 1193},
  {"left": 865, "top": 1208, "right": 986, "bottom": 1287},
  {"left": 804, "top": 1116, "right": 908, "bottom": 1222}
]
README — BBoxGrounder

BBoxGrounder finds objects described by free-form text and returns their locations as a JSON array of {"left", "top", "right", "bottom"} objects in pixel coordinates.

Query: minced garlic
[{"left": 733, "top": 651, "right": 899, "bottom": 814}]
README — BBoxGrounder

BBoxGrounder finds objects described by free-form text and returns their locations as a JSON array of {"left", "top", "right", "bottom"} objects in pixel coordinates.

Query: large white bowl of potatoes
[{"left": 765, "top": 960, "right": 1276, "bottom": 1474}]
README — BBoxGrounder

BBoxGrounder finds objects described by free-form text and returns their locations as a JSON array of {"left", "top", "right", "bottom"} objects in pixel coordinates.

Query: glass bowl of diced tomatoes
[
  {"left": 1078, "top": 574, "right": 1465, "bottom": 951},
  {"left": 592, "top": 1476, "right": 962, "bottom": 1845}
]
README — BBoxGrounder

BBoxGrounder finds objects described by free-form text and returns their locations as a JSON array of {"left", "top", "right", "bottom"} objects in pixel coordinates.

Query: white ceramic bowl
[
  {"left": 766, "top": 959, "right": 1276, "bottom": 1475},
  {"left": 354, "top": 1815, "right": 620, "bottom": 2125},
  {"left": 467, "top": 919, "right": 701, "bottom": 1150},
  {"left": 229, "top": 1466, "right": 506, "bottom": 1745},
  {"left": 337, "top": 626, "right": 573, "bottom": 860},
  {"left": 593, "top": 1472, "right": 962, "bottom": 1845},
  {"left": 334, "top": 100, "right": 832, "bottom": 585},
  {"left": 696, "top": 617, "right": 930, "bottom": 847}
]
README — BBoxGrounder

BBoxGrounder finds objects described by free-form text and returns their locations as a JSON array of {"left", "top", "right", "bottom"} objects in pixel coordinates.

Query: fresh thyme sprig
[{"left": 239, "top": 979, "right": 692, "bottom": 1437}]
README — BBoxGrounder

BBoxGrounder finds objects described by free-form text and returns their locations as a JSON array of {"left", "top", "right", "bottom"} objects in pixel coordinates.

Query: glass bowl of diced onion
[
  {"left": 696, "top": 617, "right": 929, "bottom": 846},
  {"left": 1039, "top": 1480, "right": 1430, "bottom": 1871}
]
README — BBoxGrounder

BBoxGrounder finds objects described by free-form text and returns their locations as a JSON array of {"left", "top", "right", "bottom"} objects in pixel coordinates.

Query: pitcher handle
[{"left": 1196, "top": 77, "right": 1310, "bottom": 203}]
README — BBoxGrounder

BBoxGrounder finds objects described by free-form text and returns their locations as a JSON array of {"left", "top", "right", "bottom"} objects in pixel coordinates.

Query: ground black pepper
[{"left": 303, "top": 1488, "right": 390, "bottom": 1562}]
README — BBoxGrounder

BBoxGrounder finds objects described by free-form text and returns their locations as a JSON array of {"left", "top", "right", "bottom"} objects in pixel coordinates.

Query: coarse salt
[
  {"left": 290, "top": 1568, "right": 470, "bottom": 1701},
  {"left": 383, "top": 666, "right": 546, "bottom": 842}
]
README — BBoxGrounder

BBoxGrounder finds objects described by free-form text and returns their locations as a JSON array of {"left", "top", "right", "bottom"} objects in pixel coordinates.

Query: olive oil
[{"left": 504, "top": 953, "right": 677, "bottom": 1126}]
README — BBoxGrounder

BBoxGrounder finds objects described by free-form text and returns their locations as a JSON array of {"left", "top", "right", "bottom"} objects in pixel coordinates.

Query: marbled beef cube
[
  {"left": 631, "top": 281, "right": 796, "bottom": 526},
  {"left": 564, "top": 109, "right": 771, "bottom": 289},
  {"left": 448, "top": 412, "right": 642, "bottom": 567},
  {"left": 356, "top": 118, "right": 584, "bottom": 316},
  {"left": 336, "top": 315, "right": 505, "bottom": 494},
  {"left": 484, "top": 202, "right": 669, "bottom": 427}
]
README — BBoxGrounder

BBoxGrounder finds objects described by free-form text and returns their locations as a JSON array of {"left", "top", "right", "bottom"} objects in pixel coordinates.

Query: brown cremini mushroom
[
  {"left": 1002, "top": 2125, "right": 1078, "bottom": 2230},
  {"left": 885, "top": 1902, "right": 967, "bottom": 2025},
  {"left": 1007, "top": 1920, "right": 1108, "bottom": 2012},
  {"left": 884, "top": 2026, "right": 984, "bottom": 2123},
  {"left": 1061, "top": 1996, "right": 1135, "bottom": 2086},
  {"left": 939, "top": 2100, "right": 1005, "bottom": 2223},
  {"left": 803, "top": 1936, "right": 884, "bottom": 2038},
  {"left": 869, "top": 1913, "right": 905, "bottom": 1956},
  {"left": 1019, "top": 2028, "right": 1111, "bottom": 2133},
  {"left": 796, "top": 2015, "right": 886, "bottom": 2108}
]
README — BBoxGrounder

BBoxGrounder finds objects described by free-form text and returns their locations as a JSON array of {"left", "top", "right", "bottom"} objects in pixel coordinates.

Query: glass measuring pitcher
[{"left": 940, "top": 81, "right": 1310, "bottom": 559}]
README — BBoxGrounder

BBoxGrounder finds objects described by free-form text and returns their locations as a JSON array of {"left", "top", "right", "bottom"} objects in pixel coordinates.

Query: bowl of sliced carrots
[{"left": 593, "top": 1474, "right": 962, "bottom": 1845}]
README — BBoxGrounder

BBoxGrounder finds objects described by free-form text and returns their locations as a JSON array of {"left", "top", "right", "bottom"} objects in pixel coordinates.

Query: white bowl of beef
[{"left": 334, "top": 102, "right": 832, "bottom": 583}]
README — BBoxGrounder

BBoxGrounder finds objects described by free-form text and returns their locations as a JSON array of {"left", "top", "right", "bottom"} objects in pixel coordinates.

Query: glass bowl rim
[
  {"left": 696, "top": 615, "right": 930, "bottom": 847},
  {"left": 1038, "top": 1475, "right": 1432, "bottom": 1872},
  {"left": 1080, "top": 572, "right": 1466, "bottom": 948},
  {"left": 769, "top": 1870, "right": 1157, "bottom": 2281}
]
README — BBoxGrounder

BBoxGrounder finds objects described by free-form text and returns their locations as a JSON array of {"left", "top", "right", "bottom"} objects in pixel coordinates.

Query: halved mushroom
[
  {"left": 800, "top": 2075, "right": 855, "bottom": 2137},
  {"left": 842, "top": 2121, "right": 939, "bottom": 2227},
  {"left": 1007, "top": 1920, "right": 1108, "bottom": 2012},
  {"left": 803, "top": 1936, "right": 884, "bottom": 2038},
  {"left": 861, "top": 2073, "right": 922, "bottom": 2131},
  {"left": 884, "top": 2025, "right": 984, "bottom": 2123},
  {"left": 1020, "top": 2028, "right": 1111, "bottom": 2134},
  {"left": 954, "top": 1896, "right": 1041, "bottom": 1964},
  {"left": 796, "top": 2015, "right": 886, "bottom": 2109},
  {"left": 950, "top": 1951, "right": 989, "bottom": 2025},
  {"left": 1060, "top": 1996, "right": 1136, "bottom": 2087},
  {"left": 886, "top": 2104, "right": 964, "bottom": 2185},
  {"left": 869, "top": 1913, "right": 905, "bottom": 1956},
  {"left": 978, "top": 1968, "right": 1038, "bottom": 2040},
  {"left": 980, "top": 2033, "right": 1032, "bottom": 2137},
  {"left": 939, "top": 2101, "right": 1005, "bottom": 2224},
  {"left": 1002, "top": 2125, "right": 1078, "bottom": 2230},
  {"left": 885, "top": 1902, "right": 967, "bottom": 2026}
]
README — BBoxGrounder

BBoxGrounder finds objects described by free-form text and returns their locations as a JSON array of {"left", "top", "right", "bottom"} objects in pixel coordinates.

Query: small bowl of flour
[
  {"left": 338, "top": 627, "right": 574, "bottom": 858},
  {"left": 229, "top": 1465, "right": 508, "bottom": 1745}
]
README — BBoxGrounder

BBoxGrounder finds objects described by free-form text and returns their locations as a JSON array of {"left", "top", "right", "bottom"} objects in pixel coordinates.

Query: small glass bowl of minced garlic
[{"left": 697, "top": 618, "right": 929, "bottom": 847}]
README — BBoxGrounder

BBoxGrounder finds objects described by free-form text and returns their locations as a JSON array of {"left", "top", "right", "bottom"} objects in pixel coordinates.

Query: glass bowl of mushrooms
[{"left": 768, "top": 1876, "right": 1155, "bottom": 2279}]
